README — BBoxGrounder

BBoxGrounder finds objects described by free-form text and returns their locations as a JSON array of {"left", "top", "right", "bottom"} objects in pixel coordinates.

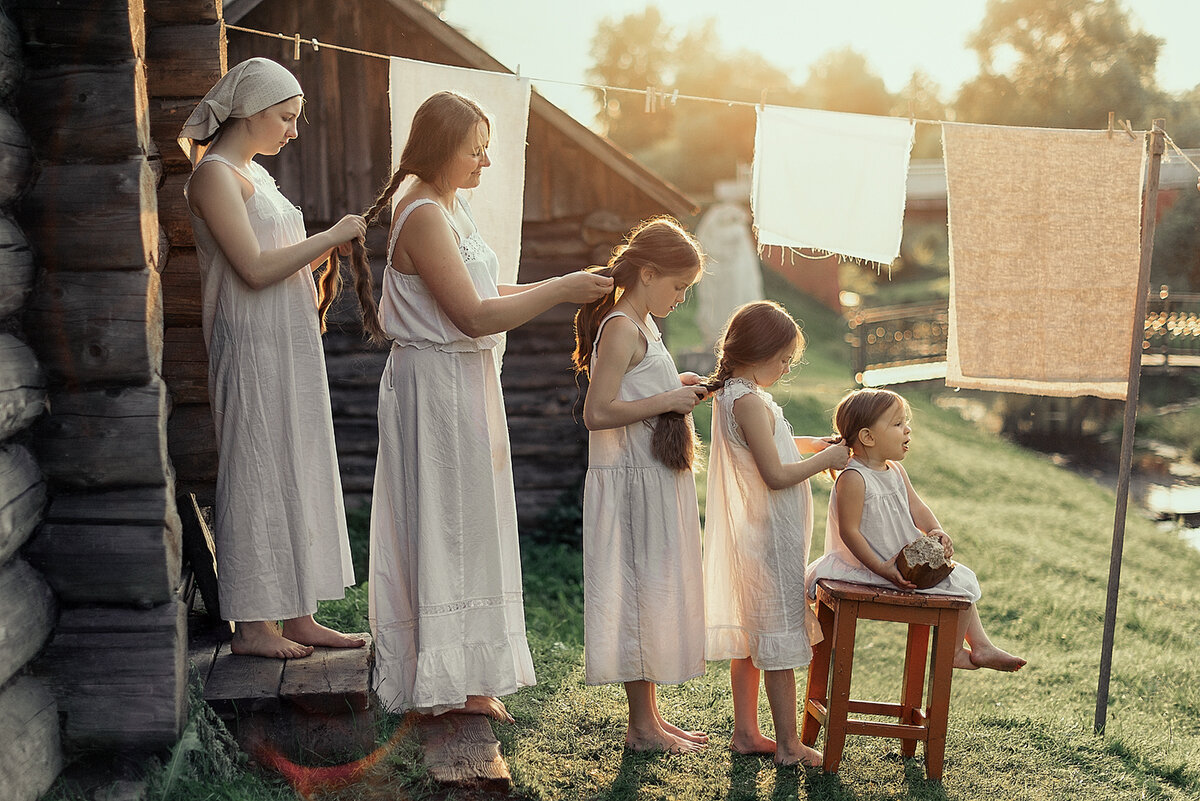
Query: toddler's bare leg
[
  {"left": 231, "top": 620, "right": 313, "bottom": 659},
  {"left": 282, "top": 615, "right": 366, "bottom": 649},
  {"left": 729, "top": 658, "right": 774, "bottom": 755},
  {"left": 763, "top": 669, "right": 821, "bottom": 766},
  {"left": 959, "top": 605, "right": 1026, "bottom": 672},
  {"left": 624, "top": 681, "right": 704, "bottom": 754}
]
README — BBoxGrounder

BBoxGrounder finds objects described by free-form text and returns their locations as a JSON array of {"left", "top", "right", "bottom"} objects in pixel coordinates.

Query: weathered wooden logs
[
  {"left": 0, "top": 444, "right": 45, "bottom": 564},
  {"left": 145, "top": 23, "right": 225, "bottom": 99},
  {"left": 0, "top": 333, "right": 45, "bottom": 439},
  {"left": 34, "top": 600, "right": 186, "bottom": 750},
  {"left": 0, "top": 214, "right": 34, "bottom": 318},
  {"left": 0, "top": 107, "right": 32, "bottom": 206},
  {"left": 6, "top": 0, "right": 146, "bottom": 64},
  {"left": 162, "top": 325, "right": 207, "bottom": 405},
  {"left": 26, "top": 485, "right": 181, "bottom": 606},
  {"left": 0, "top": 557, "right": 56, "bottom": 687},
  {"left": 28, "top": 269, "right": 163, "bottom": 388},
  {"left": 19, "top": 62, "right": 151, "bottom": 162},
  {"left": 0, "top": 677, "right": 62, "bottom": 801},
  {"left": 144, "top": 0, "right": 221, "bottom": 26}
]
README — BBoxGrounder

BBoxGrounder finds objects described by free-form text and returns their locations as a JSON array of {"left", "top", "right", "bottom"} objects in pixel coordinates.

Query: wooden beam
[
  {"left": 0, "top": 677, "right": 62, "bottom": 801},
  {"left": 145, "top": 0, "right": 222, "bottom": 26},
  {"left": 0, "top": 214, "right": 34, "bottom": 319},
  {"left": 7, "top": 0, "right": 146, "bottom": 64},
  {"left": 0, "top": 558, "right": 56, "bottom": 688},
  {"left": 163, "top": 325, "right": 208, "bottom": 405},
  {"left": 0, "top": 108, "right": 33, "bottom": 207},
  {"left": 161, "top": 248, "right": 203, "bottom": 327},
  {"left": 168, "top": 402, "right": 218, "bottom": 486},
  {"left": 150, "top": 96, "right": 204, "bottom": 174},
  {"left": 146, "top": 23, "right": 226, "bottom": 98},
  {"left": 0, "top": 334, "right": 46, "bottom": 440},
  {"left": 0, "top": 444, "right": 45, "bottom": 564}
]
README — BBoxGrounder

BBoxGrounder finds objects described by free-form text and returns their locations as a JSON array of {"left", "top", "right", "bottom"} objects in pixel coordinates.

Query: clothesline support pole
[{"left": 1094, "top": 118, "right": 1165, "bottom": 735}]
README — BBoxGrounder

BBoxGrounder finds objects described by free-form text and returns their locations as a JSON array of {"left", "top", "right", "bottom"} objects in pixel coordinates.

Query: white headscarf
[{"left": 178, "top": 57, "right": 303, "bottom": 163}]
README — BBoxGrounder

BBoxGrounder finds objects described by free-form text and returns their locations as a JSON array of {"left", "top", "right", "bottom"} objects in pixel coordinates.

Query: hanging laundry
[
  {"left": 389, "top": 57, "right": 531, "bottom": 285},
  {"left": 751, "top": 107, "right": 914, "bottom": 266},
  {"left": 942, "top": 123, "right": 1146, "bottom": 399}
]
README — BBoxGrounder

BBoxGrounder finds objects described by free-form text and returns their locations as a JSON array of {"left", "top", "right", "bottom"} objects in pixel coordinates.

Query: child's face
[
  {"left": 863, "top": 400, "right": 911, "bottom": 461},
  {"left": 752, "top": 343, "right": 795, "bottom": 388},
  {"left": 642, "top": 263, "right": 701, "bottom": 318}
]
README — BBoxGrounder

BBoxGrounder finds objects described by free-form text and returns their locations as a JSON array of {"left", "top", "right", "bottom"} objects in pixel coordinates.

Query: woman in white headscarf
[{"left": 181, "top": 57, "right": 365, "bottom": 659}]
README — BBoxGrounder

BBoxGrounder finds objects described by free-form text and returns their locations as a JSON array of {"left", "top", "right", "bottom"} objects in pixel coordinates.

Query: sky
[{"left": 437, "top": 0, "right": 1200, "bottom": 130}]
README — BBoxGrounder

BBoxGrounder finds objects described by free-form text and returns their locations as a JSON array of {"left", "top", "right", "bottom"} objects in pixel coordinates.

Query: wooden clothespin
[
  {"left": 645, "top": 85, "right": 656, "bottom": 113},
  {"left": 292, "top": 32, "right": 301, "bottom": 60},
  {"left": 1108, "top": 111, "right": 1115, "bottom": 139},
  {"left": 759, "top": 87, "right": 768, "bottom": 111},
  {"left": 909, "top": 99, "right": 916, "bottom": 127},
  {"left": 669, "top": 89, "right": 678, "bottom": 107},
  {"left": 1122, "top": 119, "right": 1135, "bottom": 140},
  {"left": 310, "top": 37, "right": 320, "bottom": 53}
]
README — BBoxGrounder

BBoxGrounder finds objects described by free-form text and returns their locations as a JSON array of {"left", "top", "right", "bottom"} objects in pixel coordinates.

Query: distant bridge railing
[{"left": 848, "top": 292, "right": 1200, "bottom": 386}]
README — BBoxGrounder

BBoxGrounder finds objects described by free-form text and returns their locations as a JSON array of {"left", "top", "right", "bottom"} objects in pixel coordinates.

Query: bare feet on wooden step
[
  {"left": 458, "top": 695, "right": 515, "bottom": 723},
  {"left": 231, "top": 621, "right": 313, "bottom": 659},
  {"left": 282, "top": 616, "right": 366, "bottom": 649}
]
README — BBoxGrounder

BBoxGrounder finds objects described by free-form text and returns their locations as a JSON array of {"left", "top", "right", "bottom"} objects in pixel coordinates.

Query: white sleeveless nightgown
[
  {"left": 369, "top": 195, "right": 535, "bottom": 715},
  {"left": 583, "top": 311, "right": 705, "bottom": 685},
  {"left": 806, "top": 458, "right": 981, "bottom": 602},
  {"left": 704, "top": 378, "right": 821, "bottom": 671},
  {"left": 185, "top": 153, "right": 354, "bottom": 622}
]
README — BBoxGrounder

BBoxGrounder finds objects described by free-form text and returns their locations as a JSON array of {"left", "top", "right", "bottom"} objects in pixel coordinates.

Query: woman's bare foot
[
  {"left": 626, "top": 722, "right": 705, "bottom": 755},
  {"left": 458, "top": 695, "right": 515, "bottom": 723},
  {"left": 969, "top": 644, "right": 1026, "bottom": 672},
  {"left": 774, "top": 738, "right": 822, "bottom": 767},
  {"left": 231, "top": 621, "right": 313, "bottom": 659},
  {"left": 282, "top": 616, "right": 366, "bottom": 649},
  {"left": 953, "top": 648, "right": 980, "bottom": 670},
  {"left": 657, "top": 716, "right": 709, "bottom": 745},
  {"left": 730, "top": 730, "right": 776, "bottom": 755}
]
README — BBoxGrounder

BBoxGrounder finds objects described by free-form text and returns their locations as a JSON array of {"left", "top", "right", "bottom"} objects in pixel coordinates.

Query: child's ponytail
[{"left": 571, "top": 263, "right": 620, "bottom": 376}]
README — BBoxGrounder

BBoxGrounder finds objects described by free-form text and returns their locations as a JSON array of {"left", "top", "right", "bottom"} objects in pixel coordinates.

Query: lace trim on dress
[{"left": 418, "top": 591, "right": 524, "bottom": 618}]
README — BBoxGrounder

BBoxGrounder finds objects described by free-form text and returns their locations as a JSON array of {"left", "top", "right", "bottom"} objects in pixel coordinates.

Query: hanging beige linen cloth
[{"left": 942, "top": 123, "right": 1146, "bottom": 399}]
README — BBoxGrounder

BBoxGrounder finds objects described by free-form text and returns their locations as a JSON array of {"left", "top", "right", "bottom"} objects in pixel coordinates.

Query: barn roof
[{"left": 224, "top": 0, "right": 697, "bottom": 218}]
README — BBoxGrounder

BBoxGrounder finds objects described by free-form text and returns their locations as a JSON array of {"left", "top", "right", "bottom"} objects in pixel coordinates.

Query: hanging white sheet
[
  {"left": 389, "top": 57, "right": 531, "bottom": 285},
  {"left": 751, "top": 106, "right": 914, "bottom": 266},
  {"left": 942, "top": 123, "right": 1147, "bottom": 399}
]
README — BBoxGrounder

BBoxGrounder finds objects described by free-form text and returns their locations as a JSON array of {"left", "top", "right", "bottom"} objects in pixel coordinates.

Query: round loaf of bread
[{"left": 895, "top": 535, "right": 956, "bottom": 589}]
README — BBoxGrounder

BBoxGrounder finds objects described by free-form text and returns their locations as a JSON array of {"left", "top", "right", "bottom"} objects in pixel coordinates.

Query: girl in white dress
[
  {"left": 349, "top": 92, "right": 612, "bottom": 721},
  {"left": 181, "top": 58, "right": 366, "bottom": 659},
  {"left": 572, "top": 217, "right": 711, "bottom": 754},
  {"left": 703, "top": 301, "right": 850, "bottom": 765},
  {"left": 807, "top": 388, "right": 1026, "bottom": 672}
]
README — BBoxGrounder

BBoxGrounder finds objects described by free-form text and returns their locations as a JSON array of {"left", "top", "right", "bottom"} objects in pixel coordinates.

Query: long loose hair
[{"left": 707, "top": 300, "right": 805, "bottom": 391}]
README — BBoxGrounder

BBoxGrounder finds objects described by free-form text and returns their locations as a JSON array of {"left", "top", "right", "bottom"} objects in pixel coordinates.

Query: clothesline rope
[{"left": 223, "top": 21, "right": 1200, "bottom": 179}]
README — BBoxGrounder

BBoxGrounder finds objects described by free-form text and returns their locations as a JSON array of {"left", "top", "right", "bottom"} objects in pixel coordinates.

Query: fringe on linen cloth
[
  {"left": 750, "top": 106, "right": 914, "bottom": 270},
  {"left": 941, "top": 123, "right": 1146, "bottom": 399}
]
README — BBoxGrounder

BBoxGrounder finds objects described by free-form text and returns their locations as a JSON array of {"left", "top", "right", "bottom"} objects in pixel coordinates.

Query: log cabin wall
[
  {"left": 2, "top": 0, "right": 221, "bottom": 762},
  {"left": 228, "top": 0, "right": 695, "bottom": 524},
  {"left": 0, "top": 5, "right": 61, "bottom": 798}
]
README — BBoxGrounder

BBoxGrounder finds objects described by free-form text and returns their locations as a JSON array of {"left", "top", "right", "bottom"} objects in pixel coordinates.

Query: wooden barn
[
  {"left": 0, "top": 0, "right": 692, "bottom": 795},
  {"left": 221, "top": 0, "right": 697, "bottom": 521}
]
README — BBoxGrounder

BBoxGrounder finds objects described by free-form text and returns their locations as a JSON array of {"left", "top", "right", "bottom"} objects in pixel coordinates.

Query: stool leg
[
  {"left": 900, "top": 623, "right": 930, "bottom": 758},
  {"left": 801, "top": 597, "right": 835, "bottom": 747},
  {"left": 923, "top": 609, "right": 958, "bottom": 781},
  {"left": 822, "top": 600, "right": 858, "bottom": 773}
]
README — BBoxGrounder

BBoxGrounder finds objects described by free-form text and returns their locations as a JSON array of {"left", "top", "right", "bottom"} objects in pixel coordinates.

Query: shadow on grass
[{"left": 728, "top": 751, "right": 768, "bottom": 800}]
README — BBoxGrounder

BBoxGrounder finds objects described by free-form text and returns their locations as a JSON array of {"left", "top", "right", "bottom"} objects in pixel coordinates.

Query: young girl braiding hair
[
  {"left": 807, "top": 388, "right": 1026, "bottom": 672},
  {"left": 702, "top": 301, "right": 850, "bottom": 764},
  {"left": 572, "top": 216, "right": 712, "bottom": 753},
  {"left": 362, "top": 90, "right": 611, "bottom": 722}
]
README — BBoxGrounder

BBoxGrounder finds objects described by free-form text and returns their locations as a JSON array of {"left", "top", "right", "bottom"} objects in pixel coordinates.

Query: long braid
[
  {"left": 314, "top": 252, "right": 341, "bottom": 334},
  {"left": 345, "top": 168, "right": 410, "bottom": 345}
]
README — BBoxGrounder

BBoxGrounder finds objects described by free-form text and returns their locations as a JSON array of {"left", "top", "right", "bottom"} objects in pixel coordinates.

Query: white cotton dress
[
  {"left": 704, "top": 378, "right": 822, "bottom": 671},
  {"left": 368, "top": 196, "right": 535, "bottom": 715},
  {"left": 186, "top": 153, "right": 355, "bottom": 623},
  {"left": 583, "top": 312, "right": 705, "bottom": 686},
  {"left": 806, "top": 458, "right": 981, "bottom": 602}
]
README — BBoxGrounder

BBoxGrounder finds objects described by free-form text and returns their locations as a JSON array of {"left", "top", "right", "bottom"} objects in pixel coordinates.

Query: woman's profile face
[
  {"left": 246, "top": 95, "right": 303, "bottom": 156},
  {"left": 442, "top": 119, "right": 491, "bottom": 191}
]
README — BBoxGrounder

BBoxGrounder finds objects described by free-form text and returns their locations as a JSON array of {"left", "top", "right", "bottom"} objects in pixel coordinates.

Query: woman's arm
[
  {"left": 403, "top": 205, "right": 610, "bottom": 337},
  {"left": 895, "top": 462, "right": 954, "bottom": 557},
  {"left": 737, "top": 396, "right": 849, "bottom": 490},
  {"left": 794, "top": 435, "right": 838, "bottom": 455},
  {"left": 834, "top": 470, "right": 916, "bottom": 589},
  {"left": 188, "top": 161, "right": 363, "bottom": 289},
  {"left": 582, "top": 316, "right": 704, "bottom": 431}
]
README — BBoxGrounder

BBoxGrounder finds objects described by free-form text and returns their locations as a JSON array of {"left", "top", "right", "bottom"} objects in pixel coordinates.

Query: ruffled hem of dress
[
  {"left": 705, "top": 625, "right": 815, "bottom": 671},
  {"left": 373, "top": 636, "right": 536, "bottom": 715},
  {"left": 807, "top": 554, "right": 981, "bottom": 603}
]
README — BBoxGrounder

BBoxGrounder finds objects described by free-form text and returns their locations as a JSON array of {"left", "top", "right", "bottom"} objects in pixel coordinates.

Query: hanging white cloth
[
  {"left": 942, "top": 123, "right": 1146, "bottom": 399},
  {"left": 388, "top": 57, "right": 531, "bottom": 286},
  {"left": 751, "top": 107, "right": 914, "bottom": 266}
]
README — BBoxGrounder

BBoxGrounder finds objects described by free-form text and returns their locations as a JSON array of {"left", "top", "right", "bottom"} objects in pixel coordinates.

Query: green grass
[{"left": 53, "top": 275, "right": 1200, "bottom": 800}]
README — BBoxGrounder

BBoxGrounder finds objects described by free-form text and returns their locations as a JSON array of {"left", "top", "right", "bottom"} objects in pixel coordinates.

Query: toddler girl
[
  {"left": 703, "top": 301, "right": 851, "bottom": 765},
  {"left": 572, "top": 216, "right": 711, "bottom": 754},
  {"left": 807, "top": 388, "right": 1026, "bottom": 671}
]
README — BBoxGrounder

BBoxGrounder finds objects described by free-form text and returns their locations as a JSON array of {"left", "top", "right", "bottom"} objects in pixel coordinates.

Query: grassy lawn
[{"left": 63, "top": 274, "right": 1200, "bottom": 800}]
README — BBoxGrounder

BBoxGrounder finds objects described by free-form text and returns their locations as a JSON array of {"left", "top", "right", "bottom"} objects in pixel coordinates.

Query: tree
[
  {"left": 801, "top": 48, "right": 894, "bottom": 117},
  {"left": 587, "top": 7, "right": 677, "bottom": 151},
  {"left": 955, "top": 0, "right": 1166, "bottom": 130}
]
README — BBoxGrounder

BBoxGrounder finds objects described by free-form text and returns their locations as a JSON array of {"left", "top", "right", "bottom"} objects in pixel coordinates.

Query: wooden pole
[{"left": 1094, "top": 119, "right": 1165, "bottom": 734}]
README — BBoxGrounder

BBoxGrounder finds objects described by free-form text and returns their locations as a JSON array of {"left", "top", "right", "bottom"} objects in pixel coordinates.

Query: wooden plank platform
[{"left": 414, "top": 712, "right": 512, "bottom": 792}]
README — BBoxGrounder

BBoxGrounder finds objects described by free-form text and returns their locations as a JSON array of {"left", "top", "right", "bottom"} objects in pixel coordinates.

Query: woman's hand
[
  {"left": 557, "top": 271, "right": 614, "bottom": 304},
  {"left": 814, "top": 443, "right": 851, "bottom": 471},
  {"left": 327, "top": 214, "right": 367, "bottom": 247},
  {"left": 663, "top": 385, "right": 707, "bottom": 415}
]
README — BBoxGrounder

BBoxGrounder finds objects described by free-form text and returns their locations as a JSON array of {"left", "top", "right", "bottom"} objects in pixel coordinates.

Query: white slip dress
[
  {"left": 806, "top": 458, "right": 982, "bottom": 602},
  {"left": 582, "top": 311, "right": 705, "bottom": 685},
  {"left": 185, "top": 153, "right": 354, "bottom": 622},
  {"left": 368, "top": 195, "right": 535, "bottom": 715},
  {"left": 703, "top": 378, "right": 821, "bottom": 671}
]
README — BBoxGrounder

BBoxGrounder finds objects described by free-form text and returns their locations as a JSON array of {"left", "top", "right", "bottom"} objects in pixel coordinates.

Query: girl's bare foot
[
  {"left": 730, "top": 730, "right": 776, "bottom": 755},
  {"left": 953, "top": 648, "right": 980, "bottom": 670},
  {"left": 657, "top": 716, "right": 709, "bottom": 745},
  {"left": 774, "top": 739, "right": 822, "bottom": 767},
  {"left": 969, "top": 644, "right": 1026, "bottom": 672},
  {"left": 232, "top": 621, "right": 313, "bottom": 659},
  {"left": 282, "top": 616, "right": 366, "bottom": 649},
  {"left": 626, "top": 723, "right": 705, "bottom": 755},
  {"left": 459, "top": 695, "right": 515, "bottom": 723}
]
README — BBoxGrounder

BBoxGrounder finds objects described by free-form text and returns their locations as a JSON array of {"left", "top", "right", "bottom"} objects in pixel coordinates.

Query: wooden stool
[{"left": 801, "top": 578, "right": 971, "bottom": 780}]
